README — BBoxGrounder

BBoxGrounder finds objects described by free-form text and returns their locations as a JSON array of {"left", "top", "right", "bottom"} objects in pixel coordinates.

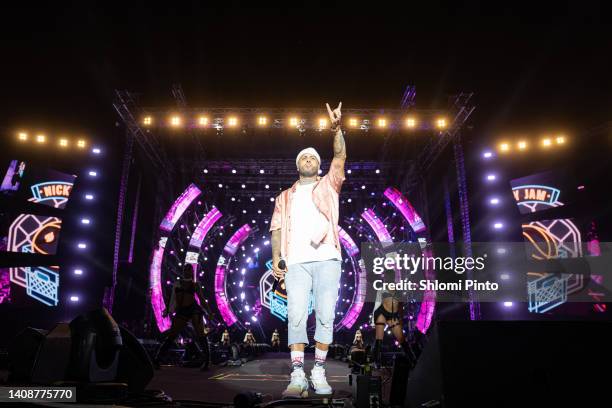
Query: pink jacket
[{"left": 269, "top": 159, "right": 346, "bottom": 261}]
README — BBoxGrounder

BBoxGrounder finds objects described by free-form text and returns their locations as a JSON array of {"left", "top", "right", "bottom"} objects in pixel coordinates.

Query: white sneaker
[
  {"left": 310, "top": 365, "right": 333, "bottom": 395},
  {"left": 282, "top": 369, "right": 309, "bottom": 398}
]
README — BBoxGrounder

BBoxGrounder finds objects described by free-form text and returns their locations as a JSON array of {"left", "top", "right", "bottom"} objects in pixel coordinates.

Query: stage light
[
  {"left": 361, "top": 185, "right": 365, "bottom": 189},
  {"left": 517, "top": 141, "right": 528, "bottom": 150},
  {"left": 74, "top": 269, "right": 83, "bottom": 275},
  {"left": 405, "top": 117, "right": 417, "bottom": 128},
  {"left": 349, "top": 118, "right": 358, "bottom": 128},
  {"left": 377, "top": 118, "right": 387, "bottom": 128},
  {"left": 227, "top": 116, "right": 238, "bottom": 127},
  {"left": 265, "top": 184, "right": 269, "bottom": 189},
  {"left": 169, "top": 115, "right": 182, "bottom": 127},
  {"left": 500, "top": 273, "right": 510, "bottom": 280},
  {"left": 17, "top": 132, "right": 28, "bottom": 141},
  {"left": 260, "top": 169, "right": 265, "bottom": 174},
  {"left": 81, "top": 218, "right": 90, "bottom": 225},
  {"left": 203, "top": 169, "right": 208, "bottom": 173},
  {"left": 70, "top": 296, "right": 79, "bottom": 302},
  {"left": 218, "top": 183, "right": 223, "bottom": 188},
  {"left": 499, "top": 142, "right": 510, "bottom": 152},
  {"left": 483, "top": 151, "right": 493, "bottom": 158},
  {"left": 493, "top": 222, "right": 503, "bottom": 229},
  {"left": 270, "top": 197, "right": 274, "bottom": 202},
  {"left": 242, "top": 210, "right": 247, "bottom": 214},
  {"left": 503, "top": 301, "right": 513, "bottom": 307},
  {"left": 251, "top": 316, "right": 258, "bottom": 322},
  {"left": 36, "top": 134, "right": 46, "bottom": 143},
  {"left": 486, "top": 174, "right": 496, "bottom": 181},
  {"left": 556, "top": 135, "right": 566, "bottom": 145},
  {"left": 375, "top": 169, "right": 380, "bottom": 174},
  {"left": 289, "top": 117, "right": 299, "bottom": 127},
  {"left": 92, "top": 147, "right": 101, "bottom": 154},
  {"left": 490, "top": 198, "right": 500, "bottom": 205},
  {"left": 258, "top": 116, "right": 268, "bottom": 126},
  {"left": 436, "top": 118, "right": 447, "bottom": 129},
  {"left": 318, "top": 117, "right": 328, "bottom": 129},
  {"left": 250, "top": 197, "right": 255, "bottom": 201},
  {"left": 347, "top": 198, "right": 352, "bottom": 203},
  {"left": 198, "top": 116, "right": 209, "bottom": 126},
  {"left": 77, "top": 140, "right": 86, "bottom": 148},
  {"left": 241, "top": 184, "right": 246, "bottom": 188},
  {"left": 59, "top": 138, "right": 69, "bottom": 147},
  {"left": 497, "top": 247, "right": 507, "bottom": 254},
  {"left": 231, "top": 197, "right": 236, "bottom": 201},
  {"left": 143, "top": 116, "right": 153, "bottom": 126},
  {"left": 78, "top": 242, "right": 87, "bottom": 249},
  {"left": 232, "top": 169, "right": 236, "bottom": 174},
  {"left": 542, "top": 138, "right": 552, "bottom": 147},
  {"left": 85, "top": 194, "right": 94, "bottom": 200},
  {"left": 89, "top": 171, "right": 97, "bottom": 177},
  {"left": 347, "top": 169, "right": 352, "bottom": 174}
]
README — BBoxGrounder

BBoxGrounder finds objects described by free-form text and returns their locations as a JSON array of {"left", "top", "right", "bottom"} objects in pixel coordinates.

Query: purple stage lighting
[{"left": 160, "top": 183, "right": 202, "bottom": 232}]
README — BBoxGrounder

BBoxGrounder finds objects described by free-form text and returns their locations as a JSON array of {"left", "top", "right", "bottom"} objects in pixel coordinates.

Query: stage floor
[{"left": 148, "top": 352, "right": 355, "bottom": 404}]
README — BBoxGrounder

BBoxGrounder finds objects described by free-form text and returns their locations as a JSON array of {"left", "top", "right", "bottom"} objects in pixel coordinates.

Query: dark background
[{"left": 1, "top": 2, "right": 611, "bottom": 136}]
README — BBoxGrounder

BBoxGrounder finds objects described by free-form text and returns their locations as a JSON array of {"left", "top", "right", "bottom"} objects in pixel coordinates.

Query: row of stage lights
[
  {"left": 493, "top": 135, "right": 567, "bottom": 154},
  {"left": 141, "top": 115, "right": 449, "bottom": 130},
  {"left": 15, "top": 132, "right": 95, "bottom": 151},
  {"left": 68, "top": 161, "right": 102, "bottom": 304}
]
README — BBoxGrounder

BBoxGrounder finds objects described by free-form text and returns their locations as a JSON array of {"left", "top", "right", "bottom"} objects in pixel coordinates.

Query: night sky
[{"left": 1, "top": 2, "right": 611, "bottom": 142}]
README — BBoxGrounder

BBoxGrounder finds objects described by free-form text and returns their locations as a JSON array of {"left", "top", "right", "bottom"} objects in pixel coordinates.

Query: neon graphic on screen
[
  {"left": 260, "top": 259, "right": 315, "bottom": 323},
  {"left": 512, "top": 183, "right": 583, "bottom": 313},
  {"left": 29, "top": 181, "right": 74, "bottom": 209},
  {"left": 25, "top": 266, "right": 60, "bottom": 306}
]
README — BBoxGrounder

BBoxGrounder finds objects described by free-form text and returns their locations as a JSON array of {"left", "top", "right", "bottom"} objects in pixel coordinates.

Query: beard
[{"left": 298, "top": 166, "right": 318, "bottom": 177}]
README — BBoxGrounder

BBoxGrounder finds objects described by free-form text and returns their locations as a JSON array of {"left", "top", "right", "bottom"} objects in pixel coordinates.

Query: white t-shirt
[{"left": 286, "top": 181, "right": 342, "bottom": 266}]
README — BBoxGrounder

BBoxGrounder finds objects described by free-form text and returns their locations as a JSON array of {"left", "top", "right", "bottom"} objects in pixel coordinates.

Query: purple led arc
[
  {"left": 150, "top": 183, "right": 203, "bottom": 332},
  {"left": 160, "top": 183, "right": 202, "bottom": 232},
  {"left": 189, "top": 207, "right": 222, "bottom": 248},
  {"left": 215, "top": 224, "right": 252, "bottom": 326},
  {"left": 383, "top": 187, "right": 436, "bottom": 333},
  {"left": 384, "top": 187, "right": 426, "bottom": 233},
  {"left": 337, "top": 226, "right": 364, "bottom": 329},
  {"left": 361, "top": 209, "right": 393, "bottom": 244}
]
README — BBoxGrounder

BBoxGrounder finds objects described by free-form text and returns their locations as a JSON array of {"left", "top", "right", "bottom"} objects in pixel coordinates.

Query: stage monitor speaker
[
  {"left": 68, "top": 308, "right": 122, "bottom": 382},
  {"left": 7, "top": 327, "right": 48, "bottom": 382},
  {"left": 116, "top": 326, "right": 154, "bottom": 393},
  {"left": 404, "top": 320, "right": 612, "bottom": 408},
  {"left": 31, "top": 323, "right": 72, "bottom": 384}
]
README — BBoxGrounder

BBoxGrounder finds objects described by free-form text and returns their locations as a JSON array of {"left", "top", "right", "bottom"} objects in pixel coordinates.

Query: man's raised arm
[{"left": 327, "top": 102, "right": 346, "bottom": 182}]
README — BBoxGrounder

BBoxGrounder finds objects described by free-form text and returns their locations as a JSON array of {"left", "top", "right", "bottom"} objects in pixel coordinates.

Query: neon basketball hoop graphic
[{"left": 513, "top": 184, "right": 583, "bottom": 313}]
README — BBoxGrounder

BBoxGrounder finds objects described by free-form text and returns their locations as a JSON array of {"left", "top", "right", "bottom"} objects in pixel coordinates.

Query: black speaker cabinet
[{"left": 404, "top": 321, "right": 612, "bottom": 408}]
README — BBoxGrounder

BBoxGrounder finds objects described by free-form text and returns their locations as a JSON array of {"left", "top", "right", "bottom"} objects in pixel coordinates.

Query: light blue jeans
[{"left": 285, "top": 259, "right": 342, "bottom": 346}]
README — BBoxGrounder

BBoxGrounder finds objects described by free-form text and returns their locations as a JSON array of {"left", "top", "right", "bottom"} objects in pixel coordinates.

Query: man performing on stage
[{"left": 269, "top": 102, "right": 346, "bottom": 397}]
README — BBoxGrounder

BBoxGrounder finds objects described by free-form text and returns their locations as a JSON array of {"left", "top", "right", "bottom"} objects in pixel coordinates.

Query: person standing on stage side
[
  {"left": 221, "top": 329, "right": 231, "bottom": 347},
  {"left": 154, "top": 264, "right": 211, "bottom": 371},
  {"left": 269, "top": 102, "right": 346, "bottom": 398},
  {"left": 271, "top": 329, "right": 281, "bottom": 352}
]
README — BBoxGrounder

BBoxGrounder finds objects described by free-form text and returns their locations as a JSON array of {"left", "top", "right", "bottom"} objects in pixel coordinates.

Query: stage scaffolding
[{"left": 111, "top": 86, "right": 478, "bottom": 324}]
